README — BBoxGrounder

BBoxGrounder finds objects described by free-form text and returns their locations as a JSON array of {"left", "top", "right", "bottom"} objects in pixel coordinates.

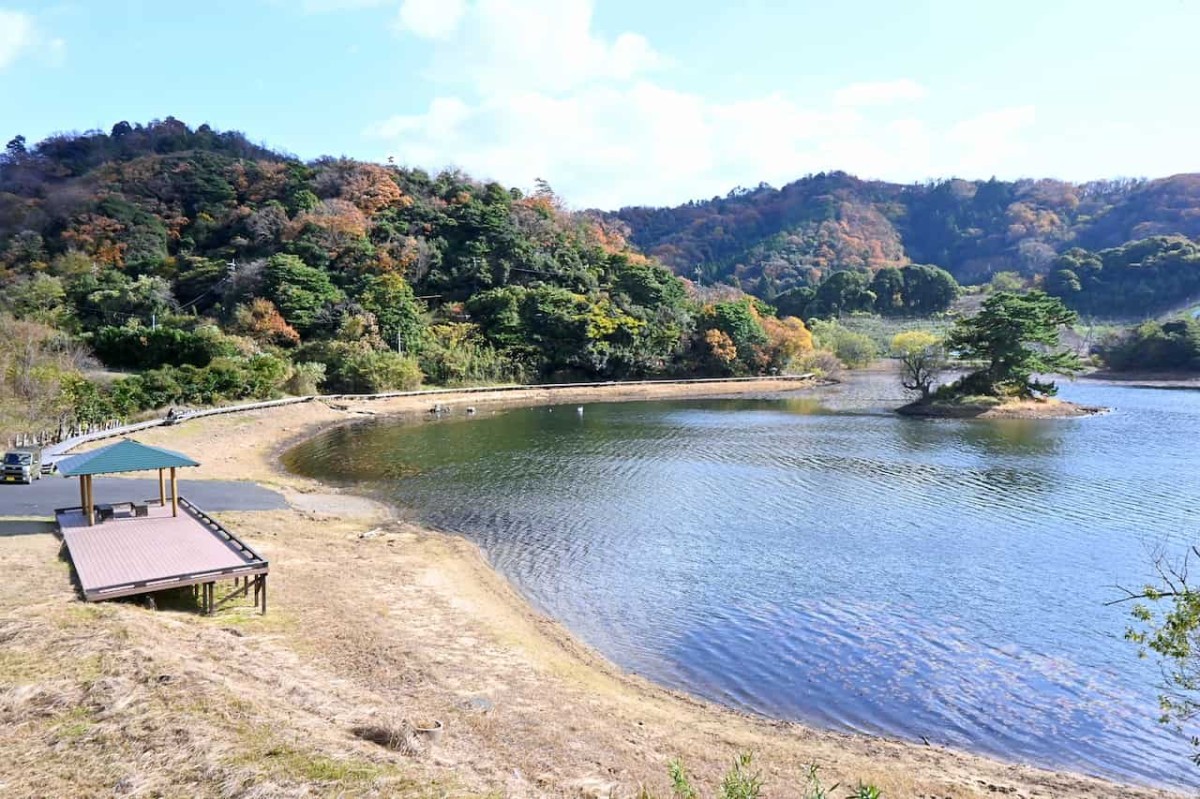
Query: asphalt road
[{"left": 0, "top": 476, "right": 287, "bottom": 517}]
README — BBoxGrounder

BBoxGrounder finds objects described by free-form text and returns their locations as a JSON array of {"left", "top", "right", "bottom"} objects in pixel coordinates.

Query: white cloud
[
  {"left": 0, "top": 9, "right": 35, "bottom": 70},
  {"left": 365, "top": 4, "right": 1036, "bottom": 207},
  {"left": 0, "top": 9, "right": 64, "bottom": 70},
  {"left": 409, "top": 0, "right": 667, "bottom": 97},
  {"left": 369, "top": 86, "right": 872, "bottom": 208},
  {"left": 833, "top": 79, "right": 928, "bottom": 107},
  {"left": 394, "top": 0, "right": 465, "bottom": 39},
  {"left": 947, "top": 105, "right": 1037, "bottom": 176}
]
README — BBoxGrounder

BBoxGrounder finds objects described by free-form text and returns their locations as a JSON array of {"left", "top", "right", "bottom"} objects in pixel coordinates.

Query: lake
[{"left": 283, "top": 375, "right": 1200, "bottom": 790}]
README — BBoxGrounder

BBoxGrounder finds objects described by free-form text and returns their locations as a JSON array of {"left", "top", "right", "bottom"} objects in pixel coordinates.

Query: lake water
[{"left": 283, "top": 375, "right": 1200, "bottom": 790}]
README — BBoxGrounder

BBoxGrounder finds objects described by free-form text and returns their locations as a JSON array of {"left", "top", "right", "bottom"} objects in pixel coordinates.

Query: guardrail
[
  {"left": 41, "top": 418, "right": 171, "bottom": 466},
  {"left": 321, "top": 373, "right": 816, "bottom": 402},
  {"left": 41, "top": 373, "right": 816, "bottom": 464}
]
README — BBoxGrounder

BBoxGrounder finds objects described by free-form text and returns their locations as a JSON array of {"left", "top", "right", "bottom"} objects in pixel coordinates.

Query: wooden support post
[
  {"left": 85, "top": 475, "right": 95, "bottom": 526},
  {"left": 170, "top": 467, "right": 178, "bottom": 517},
  {"left": 261, "top": 576, "right": 267, "bottom": 614},
  {"left": 158, "top": 468, "right": 166, "bottom": 506},
  {"left": 78, "top": 476, "right": 87, "bottom": 516}
]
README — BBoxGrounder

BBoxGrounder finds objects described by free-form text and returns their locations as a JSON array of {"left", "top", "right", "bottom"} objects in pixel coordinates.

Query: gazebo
[
  {"left": 53, "top": 438, "right": 269, "bottom": 613},
  {"left": 56, "top": 439, "right": 199, "bottom": 525}
]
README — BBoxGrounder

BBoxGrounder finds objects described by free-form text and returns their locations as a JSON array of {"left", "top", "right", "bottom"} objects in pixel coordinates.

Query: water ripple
[{"left": 283, "top": 377, "right": 1200, "bottom": 790}]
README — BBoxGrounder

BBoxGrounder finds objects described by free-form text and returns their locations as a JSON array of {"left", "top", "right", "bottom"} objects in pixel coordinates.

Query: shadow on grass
[{"left": 104, "top": 581, "right": 257, "bottom": 617}]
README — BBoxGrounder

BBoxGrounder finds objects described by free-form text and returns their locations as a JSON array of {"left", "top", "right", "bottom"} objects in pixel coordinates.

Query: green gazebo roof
[{"left": 57, "top": 439, "right": 200, "bottom": 477}]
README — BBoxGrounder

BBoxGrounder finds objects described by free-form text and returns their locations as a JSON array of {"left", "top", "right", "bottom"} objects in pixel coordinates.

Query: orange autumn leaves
[
  {"left": 760, "top": 313, "right": 813, "bottom": 364},
  {"left": 700, "top": 299, "right": 813, "bottom": 374}
]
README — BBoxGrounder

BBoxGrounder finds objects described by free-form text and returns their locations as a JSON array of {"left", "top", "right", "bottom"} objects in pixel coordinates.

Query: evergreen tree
[{"left": 945, "top": 291, "right": 1082, "bottom": 397}]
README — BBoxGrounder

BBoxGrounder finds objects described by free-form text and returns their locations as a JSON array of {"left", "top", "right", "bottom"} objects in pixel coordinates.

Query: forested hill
[
  {"left": 607, "top": 171, "right": 1200, "bottom": 305},
  {"left": 0, "top": 119, "right": 823, "bottom": 434},
  {"left": 0, "top": 118, "right": 709, "bottom": 385}
]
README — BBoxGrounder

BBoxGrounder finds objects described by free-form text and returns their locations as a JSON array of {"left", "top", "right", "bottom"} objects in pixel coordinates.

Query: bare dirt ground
[{"left": 0, "top": 380, "right": 1184, "bottom": 798}]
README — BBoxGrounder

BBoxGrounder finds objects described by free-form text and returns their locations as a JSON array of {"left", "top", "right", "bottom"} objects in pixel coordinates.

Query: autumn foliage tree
[
  {"left": 703, "top": 328, "right": 739, "bottom": 373},
  {"left": 759, "top": 314, "right": 814, "bottom": 369},
  {"left": 233, "top": 298, "right": 300, "bottom": 348},
  {"left": 0, "top": 120, "right": 920, "bottom": 429}
]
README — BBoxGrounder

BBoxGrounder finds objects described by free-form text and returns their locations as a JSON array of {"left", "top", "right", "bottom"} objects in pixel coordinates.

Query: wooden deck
[{"left": 56, "top": 496, "right": 268, "bottom": 611}]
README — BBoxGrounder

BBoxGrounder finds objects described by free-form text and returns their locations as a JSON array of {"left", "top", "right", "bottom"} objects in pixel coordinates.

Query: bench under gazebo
[{"left": 54, "top": 439, "right": 269, "bottom": 614}]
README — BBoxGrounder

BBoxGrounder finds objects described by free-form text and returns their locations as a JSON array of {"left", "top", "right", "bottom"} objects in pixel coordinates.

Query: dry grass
[
  {"left": 0, "top": 529, "right": 443, "bottom": 799},
  {"left": 0, "top": 381, "right": 1186, "bottom": 798}
]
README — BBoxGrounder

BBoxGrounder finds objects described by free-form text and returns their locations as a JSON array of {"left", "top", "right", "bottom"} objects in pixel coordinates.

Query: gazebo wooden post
[
  {"left": 85, "top": 475, "right": 95, "bottom": 526},
  {"left": 158, "top": 468, "right": 166, "bottom": 506},
  {"left": 170, "top": 467, "right": 178, "bottom": 517},
  {"left": 78, "top": 475, "right": 87, "bottom": 515}
]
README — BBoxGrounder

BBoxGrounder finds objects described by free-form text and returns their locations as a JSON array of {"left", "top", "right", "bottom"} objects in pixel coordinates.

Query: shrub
[
  {"left": 97, "top": 354, "right": 290, "bottom": 413},
  {"left": 660, "top": 753, "right": 760, "bottom": 799},
  {"left": 92, "top": 324, "right": 238, "bottom": 369},
  {"left": 760, "top": 314, "right": 814, "bottom": 371},
  {"left": 792, "top": 349, "right": 842, "bottom": 377},
  {"left": 285, "top": 361, "right": 327, "bottom": 395},
  {"left": 331, "top": 349, "right": 422, "bottom": 394},
  {"left": 809, "top": 319, "right": 876, "bottom": 368},
  {"left": 418, "top": 324, "right": 524, "bottom": 386},
  {"left": 1096, "top": 318, "right": 1200, "bottom": 372},
  {"left": 643, "top": 755, "right": 881, "bottom": 799}
]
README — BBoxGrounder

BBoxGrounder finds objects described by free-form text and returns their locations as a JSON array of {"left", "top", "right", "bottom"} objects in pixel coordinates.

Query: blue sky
[{"left": 1, "top": 0, "right": 1198, "bottom": 208}]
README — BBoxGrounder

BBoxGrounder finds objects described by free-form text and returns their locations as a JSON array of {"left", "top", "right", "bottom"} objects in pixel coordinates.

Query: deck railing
[{"left": 176, "top": 496, "right": 268, "bottom": 565}]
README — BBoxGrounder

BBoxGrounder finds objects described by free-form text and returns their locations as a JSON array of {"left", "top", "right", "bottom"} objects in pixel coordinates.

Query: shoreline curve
[{"left": 45, "top": 378, "right": 1188, "bottom": 798}]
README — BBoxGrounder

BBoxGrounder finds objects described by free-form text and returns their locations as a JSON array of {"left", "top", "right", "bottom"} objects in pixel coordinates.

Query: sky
[{"left": 1, "top": 0, "right": 1198, "bottom": 209}]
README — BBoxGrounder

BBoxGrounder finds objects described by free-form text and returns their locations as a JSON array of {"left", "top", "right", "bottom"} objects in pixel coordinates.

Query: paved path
[{"left": 0, "top": 477, "right": 287, "bottom": 518}]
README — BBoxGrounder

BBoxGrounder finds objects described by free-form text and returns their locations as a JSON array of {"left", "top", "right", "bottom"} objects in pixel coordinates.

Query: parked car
[{"left": 2, "top": 449, "right": 42, "bottom": 483}]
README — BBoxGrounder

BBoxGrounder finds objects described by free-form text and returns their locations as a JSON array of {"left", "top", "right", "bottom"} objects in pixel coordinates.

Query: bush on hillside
[{"left": 808, "top": 319, "right": 876, "bottom": 368}]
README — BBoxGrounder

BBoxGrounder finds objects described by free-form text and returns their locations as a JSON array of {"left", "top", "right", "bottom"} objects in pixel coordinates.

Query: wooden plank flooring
[{"left": 57, "top": 502, "right": 263, "bottom": 599}]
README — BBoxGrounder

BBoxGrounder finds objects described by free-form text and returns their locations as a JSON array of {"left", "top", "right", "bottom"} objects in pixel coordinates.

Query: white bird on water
[{"left": 576, "top": 406, "right": 584, "bottom": 415}]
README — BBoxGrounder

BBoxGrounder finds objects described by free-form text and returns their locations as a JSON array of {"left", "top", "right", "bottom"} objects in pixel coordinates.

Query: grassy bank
[
  {"left": 896, "top": 395, "right": 1106, "bottom": 419},
  {"left": 0, "top": 380, "right": 1182, "bottom": 798}
]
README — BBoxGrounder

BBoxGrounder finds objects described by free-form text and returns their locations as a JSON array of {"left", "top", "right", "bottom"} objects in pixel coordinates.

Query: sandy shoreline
[
  {"left": 0, "top": 379, "right": 1186, "bottom": 798},
  {"left": 1081, "top": 370, "right": 1200, "bottom": 390}
]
